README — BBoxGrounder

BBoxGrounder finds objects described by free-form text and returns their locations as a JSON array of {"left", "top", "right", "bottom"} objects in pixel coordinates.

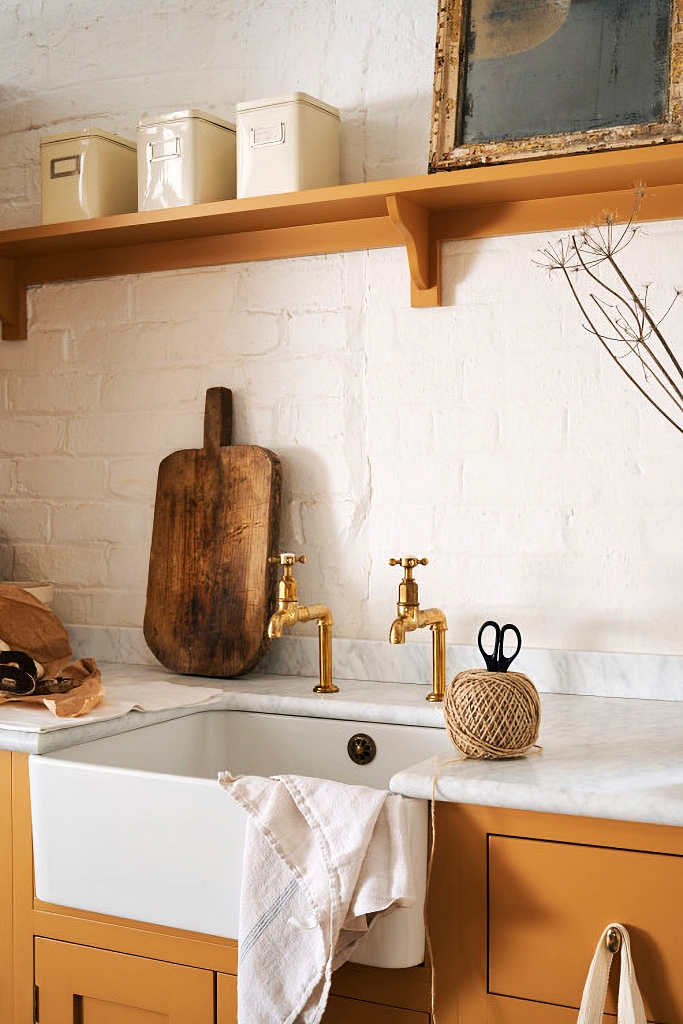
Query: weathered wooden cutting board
[{"left": 143, "top": 387, "right": 281, "bottom": 677}]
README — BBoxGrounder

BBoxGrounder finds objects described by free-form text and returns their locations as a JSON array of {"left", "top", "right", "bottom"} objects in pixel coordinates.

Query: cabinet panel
[
  {"left": 330, "top": 961, "right": 431, "bottom": 1012},
  {"left": 215, "top": 972, "right": 428, "bottom": 1023},
  {"left": 488, "top": 993, "right": 597, "bottom": 1023},
  {"left": 217, "top": 972, "right": 237, "bottom": 1024},
  {"left": 489, "top": 835, "right": 683, "bottom": 1023},
  {"left": 72, "top": 1002, "right": 165, "bottom": 1024},
  {"left": 35, "top": 938, "right": 214, "bottom": 1024},
  {"left": 322, "top": 994, "right": 430, "bottom": 1022}
]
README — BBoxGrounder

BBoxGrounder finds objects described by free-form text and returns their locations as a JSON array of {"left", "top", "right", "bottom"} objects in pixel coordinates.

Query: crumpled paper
[{"left": 0, "top": 585, "right": 104, "bottom": 717}]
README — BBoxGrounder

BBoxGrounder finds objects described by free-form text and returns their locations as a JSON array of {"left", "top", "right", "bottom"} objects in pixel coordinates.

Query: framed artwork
[{"left": 430, "top": 0, "right": 683, "bottom": 171}]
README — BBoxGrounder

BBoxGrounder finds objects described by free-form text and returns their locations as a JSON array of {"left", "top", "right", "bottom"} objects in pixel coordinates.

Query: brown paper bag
[
  {"left": 0, "top": 657, "right": 103, "bottom": 717},
  {"left": 0, "top": 587, "right": 104, "bottom": 717},
  {"left": 0, "top": 585, "right": 72, "bottom": 677}
]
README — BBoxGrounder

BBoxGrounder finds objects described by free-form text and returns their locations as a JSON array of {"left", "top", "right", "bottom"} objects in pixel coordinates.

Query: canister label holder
[
  {"left": 147, "top": 137, "right": 182, "bottom": 162},
  {"left": 250, "top": 123, "right": 286, "bottom": 147},
  {"left": 50, "top": 155, "right": 81, "bottom": 179}
]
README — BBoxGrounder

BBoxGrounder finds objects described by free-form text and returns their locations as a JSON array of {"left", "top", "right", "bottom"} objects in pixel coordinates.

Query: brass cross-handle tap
[
  {"left": 270, "top": 553, "right": 306, "bottom": 566},
  {"left": 266, "top": 552, "right": 338, "bottom": 695},
  {"left": 389, "top": 557, "right": 429, "bottom": 609},
  {"left": 388, "top": 556, "right": 447, "bottom": 702},
  {"left": 269, "top": 553, "right": 306, "bottom": 604}
]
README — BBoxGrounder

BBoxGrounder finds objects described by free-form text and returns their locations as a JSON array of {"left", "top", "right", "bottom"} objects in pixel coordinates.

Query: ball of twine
[{"left": 444, "top": 669, "right": 541, "bottom": 760}]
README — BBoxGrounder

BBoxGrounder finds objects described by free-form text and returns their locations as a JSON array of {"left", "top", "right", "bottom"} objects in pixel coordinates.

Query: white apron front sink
[{"left": 29, "top": 710, "right": 452, "bottom": 968}]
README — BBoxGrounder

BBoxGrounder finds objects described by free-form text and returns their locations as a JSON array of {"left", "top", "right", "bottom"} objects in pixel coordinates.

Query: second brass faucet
[
  {"left": 389, "top": 557, "right": 448, "bottom": 702},
  {"left": 267, "top": 553, "right": 338, "bottom": 694}
]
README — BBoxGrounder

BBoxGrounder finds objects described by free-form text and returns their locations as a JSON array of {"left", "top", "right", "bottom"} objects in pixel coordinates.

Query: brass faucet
[
  {"left": 388, "top": 557, "right": 448, "bottom": 702},
  {"left": 267, "top": 553, "right": 338, "bottom": 694}
]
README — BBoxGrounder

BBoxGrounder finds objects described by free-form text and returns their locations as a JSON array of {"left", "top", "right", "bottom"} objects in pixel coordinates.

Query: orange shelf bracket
[
  {"left": 386, "top": 194, "right": 441, "bottom": 307},
  {"left": 0, "top": 258, "right": 26, "bottom": 341}
]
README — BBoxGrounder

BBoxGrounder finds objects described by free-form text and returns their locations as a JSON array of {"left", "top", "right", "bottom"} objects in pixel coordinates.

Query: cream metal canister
[
  {"left": 235, "top": 92, "right": 340, "bottom": 198},
  {"left": 137, "top": 109, "right": 236, "bottom": 210},
  {"left": 40, "top": 129, "right": 137, "bottom": 224}
]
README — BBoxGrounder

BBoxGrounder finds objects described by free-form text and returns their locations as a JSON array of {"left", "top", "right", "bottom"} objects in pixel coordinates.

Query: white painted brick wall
[{"left": 1, "top": 1, "right": 682, "bottom": 659}]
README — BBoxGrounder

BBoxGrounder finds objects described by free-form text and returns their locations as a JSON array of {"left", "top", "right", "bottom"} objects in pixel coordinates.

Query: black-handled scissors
[
  {"left": 477, "top": 620, "right": 522, "bottom": 673},
  {"left": 0, "top": 650, "right": 38, "bottom": 695}
]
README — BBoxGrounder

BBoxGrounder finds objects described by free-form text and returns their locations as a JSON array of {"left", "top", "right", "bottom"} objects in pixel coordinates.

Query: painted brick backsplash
[{"left": 1, "top": 0, "right": 682, "bottom": 664}]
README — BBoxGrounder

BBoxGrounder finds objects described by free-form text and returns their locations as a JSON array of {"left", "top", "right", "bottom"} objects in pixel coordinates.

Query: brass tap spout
[
  {"left": 388, "top": 557, "right": 448, "bottom": 702},
  {"left": 265, "top": 607, "right": 299, "bottom": 637},
  {"left": 267, "top": 553, "right": 338, "bottom": 694},
  {"left": 389, "top": 613, "right": 414, "bottom": 644}
]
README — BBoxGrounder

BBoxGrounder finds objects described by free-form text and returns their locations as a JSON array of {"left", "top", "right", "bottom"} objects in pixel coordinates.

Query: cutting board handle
[{"left": 203, "top": 387, "right": 233, "bottom": 453}]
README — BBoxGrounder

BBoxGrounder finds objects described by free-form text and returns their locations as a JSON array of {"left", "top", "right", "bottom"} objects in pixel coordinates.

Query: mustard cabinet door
[
  {"left": 0, "top": 750, "right": 12, "bottom": 1024},
  {"left": 216, "top": 973, "right": 237, "bottom": 1024},
  {"left": 35, "top": 938, "right": 214, "bottom": 1024}
]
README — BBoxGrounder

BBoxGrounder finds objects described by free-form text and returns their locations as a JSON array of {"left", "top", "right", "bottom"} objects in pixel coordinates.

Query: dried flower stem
[{"left": 536, "top": 194, "right": 683, "bottom": 436}]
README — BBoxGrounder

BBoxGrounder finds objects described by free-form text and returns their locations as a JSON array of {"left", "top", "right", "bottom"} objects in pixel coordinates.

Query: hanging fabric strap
[{"left": 577, "top": 923, "right": 647, "bottom": 1024}]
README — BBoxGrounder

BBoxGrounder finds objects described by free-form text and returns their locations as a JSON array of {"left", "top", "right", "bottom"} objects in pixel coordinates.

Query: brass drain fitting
[{"left": 347, "top": 733, "right": 377, "bottom": 766}]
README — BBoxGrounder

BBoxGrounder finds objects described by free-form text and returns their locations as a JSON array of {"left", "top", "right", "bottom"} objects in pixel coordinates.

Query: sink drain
[{"left": 347, "top": 732, "right": 377, "bottom": 766}]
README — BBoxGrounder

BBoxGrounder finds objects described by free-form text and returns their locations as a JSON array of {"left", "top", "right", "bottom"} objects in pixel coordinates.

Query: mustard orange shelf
[{"left": 2, "top": 142, "right": 683, "bottom": 340}]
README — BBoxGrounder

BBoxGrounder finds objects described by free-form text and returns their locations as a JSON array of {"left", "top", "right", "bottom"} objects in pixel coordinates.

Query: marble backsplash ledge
[{"left": 67, "top": 625, "right": 683, "bottom": 703}]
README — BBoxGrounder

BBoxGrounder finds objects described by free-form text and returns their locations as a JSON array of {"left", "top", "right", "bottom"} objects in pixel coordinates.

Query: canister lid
[
  {"left": 137, "top": 109, "right": 236, "bottom": 132},
  {"left": 0, "top": 581, "right": 54, "bottom": 604},
  {"left": 235, "top": 92, "right": 339, "bottom": 119},
  {"left": 40, "top": 128, "right": 136, "bottom": 150}
]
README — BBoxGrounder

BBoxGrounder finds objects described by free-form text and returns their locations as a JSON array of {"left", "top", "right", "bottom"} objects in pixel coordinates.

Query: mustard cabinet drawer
[
  {"left": 488, "top": 835, "right": 683, "bottom": 1023},
  {"left": 34, "top": 937, "right": 215, "bottom": 1023}
]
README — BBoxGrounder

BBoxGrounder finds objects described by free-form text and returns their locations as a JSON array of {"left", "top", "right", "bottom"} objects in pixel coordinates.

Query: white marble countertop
[
  {"left": 0, "top": 662, "right": 445, "bottom": 754},
  {"left": 3, "top": 662, "right": 683, "bottom": 829},
  {"left": 391, "top": 690, "right": 683, "bottom": 828}
]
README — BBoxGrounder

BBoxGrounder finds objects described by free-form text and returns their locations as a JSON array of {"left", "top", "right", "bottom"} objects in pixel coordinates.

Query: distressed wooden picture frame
[{"left": 430, "top": 0, "right": 683, "bottom": 171}]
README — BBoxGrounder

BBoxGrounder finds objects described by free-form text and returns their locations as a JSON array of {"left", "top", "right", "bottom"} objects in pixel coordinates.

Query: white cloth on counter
[
  {"left": 0, "top": 676, "right": 222, "bottom": 732},
  {"left": 219, "top": 771, "right": 415, "bottom": 1024}
]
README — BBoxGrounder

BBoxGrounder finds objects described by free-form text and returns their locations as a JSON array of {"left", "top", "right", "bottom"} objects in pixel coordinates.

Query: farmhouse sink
[{"left": 29, "top": 710, "right": 453, "bottom": 968}]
